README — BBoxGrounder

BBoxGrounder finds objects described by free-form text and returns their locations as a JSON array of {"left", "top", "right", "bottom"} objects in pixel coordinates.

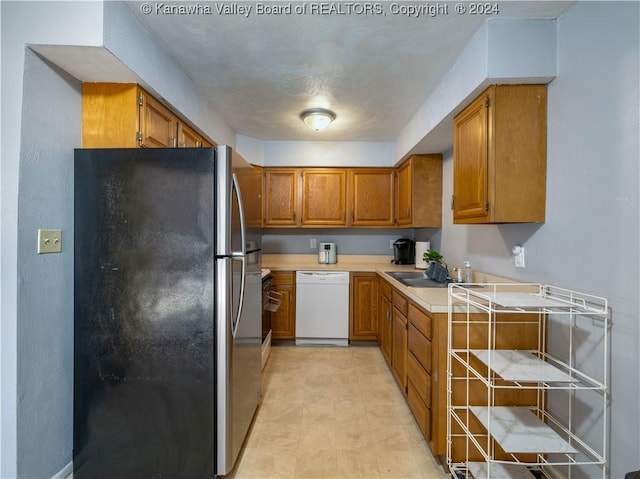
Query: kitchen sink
[
  {"left": 385, "top": 271, "right": 485, "bottom": 289},
  {"left": 385, "top": 271, "right": 448, "bottom": 288}
]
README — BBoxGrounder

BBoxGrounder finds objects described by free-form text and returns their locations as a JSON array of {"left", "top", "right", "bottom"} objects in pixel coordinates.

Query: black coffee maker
[{"left": 392, "top": 238, "right": 415, "bottom": 264}]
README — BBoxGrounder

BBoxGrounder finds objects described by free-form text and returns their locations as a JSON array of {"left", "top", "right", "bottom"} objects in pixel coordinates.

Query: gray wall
[
  {"left": 262, "top": 228, "right": 440, "bottom": 256},
  {"left": 16, "top": 51, "right": 80, "bottom": 478},
  {"left": 263, "top": 229, "right": 414, "bottom": 255},
  {"left": 438, "top": 3, "right": 639, "bottom": 475}
]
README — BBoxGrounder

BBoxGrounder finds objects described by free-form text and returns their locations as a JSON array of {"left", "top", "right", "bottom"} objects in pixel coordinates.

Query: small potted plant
[
  {"left": 423, "top": 248, "right": 443, "bottom": 265},
  {"left": 423, "top": 249, "right": 448, "bottom": 282}
]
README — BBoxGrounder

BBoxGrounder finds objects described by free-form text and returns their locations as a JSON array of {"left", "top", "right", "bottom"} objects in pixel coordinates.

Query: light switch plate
[
  {"left": 38, "top": 229, "right": 62, "bottom": 254},
  {"left": 514, "top": 247, "right": 525, "bottom": 268}
]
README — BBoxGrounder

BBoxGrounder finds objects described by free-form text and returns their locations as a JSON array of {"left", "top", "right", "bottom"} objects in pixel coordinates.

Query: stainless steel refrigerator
[{"left": 73, "top": 145, "right": 262, "bottom": 478}]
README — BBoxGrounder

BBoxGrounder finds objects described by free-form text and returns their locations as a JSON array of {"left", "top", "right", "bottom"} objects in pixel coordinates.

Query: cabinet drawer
[
  {"left": 407, "top": 380, "right": 431, "bottom": 440},
  {"left": 392, "top": 289, "right": 408, "bottom": 316},
  {"left": 407, "top": 351, "right": 431, "bottom": 408},
  {"left": 408, "top": 303, "right": 432, "bottom": 340},
  {"left": 381, "top": 280, "right": 392, "bottom": 300},
  {"left": 271, "top": 271, "right": 294, "bottom": 286},
  {"left": 408, "top": 323, "right": 431, "bottom": 373}
]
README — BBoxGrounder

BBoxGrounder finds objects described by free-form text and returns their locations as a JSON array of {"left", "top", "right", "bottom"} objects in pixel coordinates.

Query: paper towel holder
[{"left": 414, "top": 241, "right": 431, "bottom": 269}]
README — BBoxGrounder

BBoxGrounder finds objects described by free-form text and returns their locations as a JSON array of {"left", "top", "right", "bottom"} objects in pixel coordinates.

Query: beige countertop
[{"left": 262, "top": 254, "right": 518, "bottom": 314}]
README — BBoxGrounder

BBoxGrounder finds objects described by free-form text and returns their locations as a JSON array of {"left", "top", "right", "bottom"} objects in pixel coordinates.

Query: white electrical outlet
[
  {"left": 390, "top": 240, "right": 394, "bottom": 249},
  {"left": 513, "top": 245, "right": 525, "bottom": 268},
  {"left": 310, "top": 238, "right": 317, "bottom": 249}
]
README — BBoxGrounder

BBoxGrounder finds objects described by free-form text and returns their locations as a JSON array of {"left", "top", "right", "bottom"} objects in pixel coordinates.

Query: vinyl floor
[{"left": 228, "top": 345, "right": 450, "bottom": 479}]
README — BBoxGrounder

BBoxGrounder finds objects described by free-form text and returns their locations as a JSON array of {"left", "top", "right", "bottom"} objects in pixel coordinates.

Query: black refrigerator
[{"left": 73, "top": 145, "right": 262, "bottom": 478}]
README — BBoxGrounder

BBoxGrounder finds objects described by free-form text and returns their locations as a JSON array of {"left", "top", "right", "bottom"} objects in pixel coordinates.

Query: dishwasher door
[{"left": 295, "top": 271, "right": 349, "bottom": 346}]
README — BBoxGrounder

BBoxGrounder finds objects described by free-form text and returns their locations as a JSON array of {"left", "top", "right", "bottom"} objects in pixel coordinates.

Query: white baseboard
[{"left": 51, "top": 461, "right": 72, "bottom": 479}]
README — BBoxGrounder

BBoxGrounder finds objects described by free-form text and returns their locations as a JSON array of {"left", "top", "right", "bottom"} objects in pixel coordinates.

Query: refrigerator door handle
[{"left": 231, "top": 172, "right": 246, "bottom": 338}]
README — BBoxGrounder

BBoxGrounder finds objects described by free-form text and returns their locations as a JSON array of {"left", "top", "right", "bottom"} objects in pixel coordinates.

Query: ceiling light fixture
[{"left": 300, "top": 108, "right": 336, "bottom": 131}]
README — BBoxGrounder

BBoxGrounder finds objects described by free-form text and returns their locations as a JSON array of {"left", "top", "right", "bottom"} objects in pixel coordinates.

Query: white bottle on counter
[{"left": 463, "top": 261, "right": 473, "bottom": 283}]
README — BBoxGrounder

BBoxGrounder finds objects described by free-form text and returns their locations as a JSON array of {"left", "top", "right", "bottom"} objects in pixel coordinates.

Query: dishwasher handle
[{"left": 296, "top": 271, "right": 349, "bottom": 284}]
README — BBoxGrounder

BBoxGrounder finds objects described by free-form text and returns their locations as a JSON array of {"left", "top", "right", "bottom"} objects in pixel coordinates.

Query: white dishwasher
[{"left": 295, "top": 271, "right": 349, "bottom": 346}]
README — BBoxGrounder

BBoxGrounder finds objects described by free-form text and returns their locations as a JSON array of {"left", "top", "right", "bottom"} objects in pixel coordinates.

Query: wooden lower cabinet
[
  {"left": 406, "top": 305, "right": 434, "bottom": 447},
  {"left": 407, "top": 375, "right": 431, "bottom": 440},
  {"left": 390, "top": 289, "right": 409, "bottom": 394},
  {"left": 270, "top": 271, "right": 296, "bottom": 340},
  {"left": 349, "top": 273, "right": 378, "bottom": 340},
  {"left": 376, "top": 277, "right": 541, "bottom": 464},
  {"left": 431, "top": 311, "right": 542, "bottom": 460},
  {"left": 378, "top": 281, "right": 393, "bottom": 365}
]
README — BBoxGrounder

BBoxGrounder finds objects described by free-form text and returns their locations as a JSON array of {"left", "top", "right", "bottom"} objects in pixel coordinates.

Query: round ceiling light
[{"left": 300, "top": 108, "right": 336, "bottom": 131}]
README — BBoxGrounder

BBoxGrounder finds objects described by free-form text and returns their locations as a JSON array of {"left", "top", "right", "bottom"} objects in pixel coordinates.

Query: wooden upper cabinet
[
  {"left": 263, "top": 169, "right": 299, "bottom": 226},
  {"left": 235, "top": 165, "right": 263, "bottom": 228},
  {"left": 349, "top": 169, "right": 394, "bottom": 227},
  {"left": 394, "top": 154, "right": 443, "bottom": 228},
  {"left": 177, "top": 122, "right": 203, "bottom": 148},
  {"left": 82, "top": 83, "right": 140, "bottom": 147},
  {"left": 301, "top": 169, "right": 347, "bottom": 226},
  {"left": 395, "top": 161, "right": 412, "bottom": 226},
  {"left": 139, "top": 90, "right": 177, "bottom": 148},
  {"left": 453, "top": 84, "right": 547, "bottom": 224},
  {"left": 260, "top": 157, "right": 440, "bottom": 229},
  {"left": 82, "top": 82, "right": 213, "bottom": 149}
]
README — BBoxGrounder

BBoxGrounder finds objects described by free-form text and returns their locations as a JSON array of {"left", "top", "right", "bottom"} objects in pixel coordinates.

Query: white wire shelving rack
[{"left": 446, "top": 283, "right": 609, "bottom": 479}]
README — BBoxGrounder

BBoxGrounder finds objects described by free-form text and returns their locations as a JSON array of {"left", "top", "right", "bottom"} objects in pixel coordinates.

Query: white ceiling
[{"left": 126, "top": 1, "right": 572, "bottom": 142}]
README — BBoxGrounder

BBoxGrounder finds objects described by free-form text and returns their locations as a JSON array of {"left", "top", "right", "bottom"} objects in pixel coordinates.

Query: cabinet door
[
  {"left": 453, "top": 85, "right": 547, "bottom": 224},
  {"left": 82, "top": 83, "right": 140, "bottom": 148},
  {"left": 379, "top": 294, "right": 393, "bottom": 366},
  {"left": 270, "top": 272, "right": 295, "bottom": 339},
  {"left": 235, "top": 166, "right": 263, "bottom": 228},
  {"left": 349, "top": 169, "right": 394, "bottom": 226},
  {"left": 395, "top": 161, "right": 412, "bottom": 226},
  {"left": 453, "top": 91, "right": 489, "bottom": 221},
  {"left": 391, "top": 307, "right": 408, "bottom": 393},
  {"left": 264, "top": 169, "right": 298, "bottom": 226},
  {"left": 301, "top": 169, "right": 347, "bottom": 226},
  {"left": 177, "top": 122, "right": 203, "bottom": 148},
  {"left": 139, "top": 90, "right": 177, "bottom": 148},
  {"left": 350, "top": 273, "right": 378, "bottom": 340}
]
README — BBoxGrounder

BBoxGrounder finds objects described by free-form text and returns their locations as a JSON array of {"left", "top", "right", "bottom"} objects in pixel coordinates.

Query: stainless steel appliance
[
  {"left": 261, "top": 269, "right": 273, "bottom": 370},
  {"left": 318, "top": 242, "right": 337, "bottom": 264},
  {"left": 392, "top": 238, "right": 415, "bottom": 264},
  {"left": 73, "top": 146, "right": 261, "bottom": 478}
]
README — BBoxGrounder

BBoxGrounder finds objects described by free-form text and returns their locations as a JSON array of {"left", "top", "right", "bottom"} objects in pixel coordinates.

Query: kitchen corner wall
[
  {"left": 438, "top": 3, "right": 639, "bottom": 475},
  {"left": 16, "top": 50, "right": 80, "bottom": 479}
]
